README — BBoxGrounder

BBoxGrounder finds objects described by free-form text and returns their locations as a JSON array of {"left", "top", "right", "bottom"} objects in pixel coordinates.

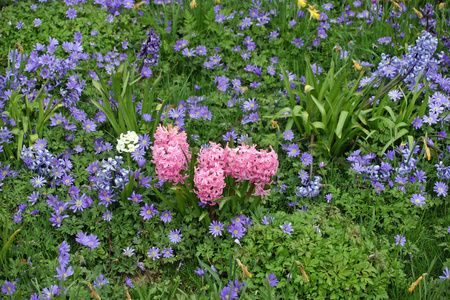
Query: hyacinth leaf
[
  {"left": 418, "top": 80, "right": 429, "bottom": 118},
  {"left": 248, "top": 196, "right": 262, "bottom": 211},
  {"left": 35, "top": 78, "right": 50, "bottom": 130},
  {"left": 170, "top": 185, "right": 200, "bottom": 216},
  {"left": 318, "top": 64, "right": 333, "bottom": 102},
  {"left": 231, "top": 187, "right": 242, "bottom": 198},
  {"left": 15, "top": 129, "right": 23, "bottom": 159},
  {"left": 381, "top": 128, "right": 409, "bottom": 154},
  {"left": 198, "top": 212, "right": 209, "bottom": 223},
  {"left": 218, "top": 197, "right": 232, "bottom": 211},
  {"left": 187, "top": 148, "right": 197, "bottom": 189},
  {"left": 383, "top": 106, "right": 397, "bottom": 120},
  {"left": 335, "top": 111, "right": 349, "bottom": 139},
  {"left": 91, "top": 80, "right": 123, "bottom": 136},
  {"left": 309, "top": 94, "right": 326, "bottom": 124},
  {"left": 409, "top": 135, "right": 415, "bottom": 155},
  {"left": 114, "top": 64, "right": 138, "bottom": 134},
  {"left": 148, "top": 98, "right": 167, "bottom": 141},
  {"left": 197, "top": 257, "right": 222, "bottom": 286},
  {"left": 142, "top": 72, "right": 161, "bottom": 117},
  {"left": 152, "top": 186, "right": 177, "bottom": 211},
  {"left": 37, "top": 96, "right": 63, "bottom": 138},
  {"left": 120, "top": 64, "right": 131, "bottom": 99},
  {"left": 175, "top": 187, "right": 186, "bottom": 215},
  {"left": 1, "top": 222, "right": 20, "bottom": 265}
]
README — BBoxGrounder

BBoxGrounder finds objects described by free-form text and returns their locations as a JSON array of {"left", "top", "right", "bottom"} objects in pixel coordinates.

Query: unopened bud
[{"left": 305, "top": 85, "right": 314, "bottom": 93}]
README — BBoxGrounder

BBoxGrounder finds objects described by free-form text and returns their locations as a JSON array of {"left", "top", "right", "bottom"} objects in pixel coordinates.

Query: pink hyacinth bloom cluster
[
  {"left": 194, "top": 142, "right": 279, "bottom": 204},
  {"left": 194, "top": 142, "right": 228, "bottom": 203},
  {"left": 227, "top": 144, "right": 279, "bottom": 198},
  {"left": 151, "top": 125, "right": 191, "bottom": 184}
]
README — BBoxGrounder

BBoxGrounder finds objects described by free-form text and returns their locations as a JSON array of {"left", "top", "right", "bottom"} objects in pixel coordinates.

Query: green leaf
[
  {"left": 0, "top": 226, "right": 20, "bottom": 265},
  {"left": 199, "top": 212, "right": 208, "bottom": 222},
  {"left": 335, "top": 111, "right": 349, "bottom": 139}
]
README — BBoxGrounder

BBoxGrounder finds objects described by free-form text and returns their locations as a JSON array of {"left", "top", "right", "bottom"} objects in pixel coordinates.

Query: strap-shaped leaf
[
  {"left": 335, "top": 111, "right": 349, "bottom": 139},
  {"left": 90, "top": 96, "right": 122, "bottom": 136},
  {"left": 383, "top": 105, "right": 397, "bottom": 120},
  {"left": 0, "top": 228, "right": 21, "bottom": 265},
  {"left": 152, "top": 186, "right": 177, "bottom": 211},
  {"left": 310, "top": 95, "right": 327, "bottom": 125}
]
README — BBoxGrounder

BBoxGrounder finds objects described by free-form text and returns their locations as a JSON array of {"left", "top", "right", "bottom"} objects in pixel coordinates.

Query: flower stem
[{"left": 244, "top": 183, "right": 255, "bottom": 203}]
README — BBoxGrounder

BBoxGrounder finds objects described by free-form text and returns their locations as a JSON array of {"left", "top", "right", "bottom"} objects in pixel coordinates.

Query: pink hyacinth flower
[{"left": 151, "top": 125, "right": 191, "bottom": 184}]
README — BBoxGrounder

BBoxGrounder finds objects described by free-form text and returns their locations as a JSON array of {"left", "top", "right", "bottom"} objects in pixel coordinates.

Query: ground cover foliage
[{"left": 1, "top": 0, "right": 450, "bottom": 298}]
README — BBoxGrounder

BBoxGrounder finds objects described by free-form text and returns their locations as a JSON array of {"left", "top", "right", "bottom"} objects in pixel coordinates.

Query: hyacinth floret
[
  {"left": 365, "top": 31, "right": 441, "bottom": 91},
  {"left": 137, "top": 28, "right": 161, "bottom": 67},
  {"left": 193, "top": 142, "right": 278, "bottom": 204},
  {"left": 226, "top": 143, "right": 278, "bottom": 196},
  {"left": 436, "top": 161, "right": 450, "bottom": 180},
  {"left": 348, "top": 143, "right": 419, "bottom": 185},
  {"left": 194, "top": 142, "right": 228, "bottom": 203},
  {"left": 117, "top": 131, "right": 139, "bottom": 153},
  {"left": 20, "top": 146, "right": 74, "bottom": 186},
  {"left": 151, "top": 124, "right": 191, "bottom": 184},
  {"left": 90, "top": 156, "right": 129, "bottom": 192},
  {"left": 394, "top": 144, "right": 418, "bottom": 175},
  {"left": 295, "top": 176, "right": 322, "bottom": 198}
]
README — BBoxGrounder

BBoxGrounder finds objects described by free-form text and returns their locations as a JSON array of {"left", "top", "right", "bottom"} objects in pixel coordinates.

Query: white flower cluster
[{"left": 117, "top": 131, "right": 139, "bottom": 153}]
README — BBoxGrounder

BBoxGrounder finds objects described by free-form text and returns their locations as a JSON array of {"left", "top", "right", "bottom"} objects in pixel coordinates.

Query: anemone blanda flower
[
  {"left": 411, "top": 194, "right": 426, "bottom": 207},
  {"left": 434, "top": 181, "right": 448, "bottom": 197},
  {"left": 31, "top": 176, "right": 47, "bottom": 188},
  {"left": 123, "top": 247, "right": 135, "bottom": 257},
  {"left": 266, "top": 273, "right": 279, "bottom": 287},
  {"left": 209, "top": 220, "right": 224, "bottom": 237},
  {"left": 440, "top": 267, "right": 450, "bottom": 280},
  {"left": 169, "top": 229, "right": 182, "bottom": 244},
  {"left": 162, "top": 247, "right": 173, "bottom": 258},
  {"left": 140, "top": 203, "right": 158, "bottom": 220},
  {"left": 280, "top": 222, "right": 293, "bottom": 235},
  {"left": 147, "top": 247, "right": 160, "bottom": 260},
  {"left": 160, "top": 210, "right": 172, "bottom": 223},
  {"left": 395, "top": 234, "right": 406, "bottom": 247}
]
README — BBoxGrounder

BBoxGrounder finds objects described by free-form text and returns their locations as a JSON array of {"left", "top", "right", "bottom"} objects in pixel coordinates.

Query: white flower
[
  {"left": 117, "top": 131, "right": 139, "bottom": 153},
  {"left": 121, "top": 131, "right": 139, "bottom": 144},
  {"left": 126, "top": 143, "right": 139, "bottom": 152}
]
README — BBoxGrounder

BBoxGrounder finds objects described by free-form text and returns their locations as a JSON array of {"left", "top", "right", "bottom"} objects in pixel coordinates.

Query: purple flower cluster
[
  {"left": 346, "top": 144, "right": 442, "bottom": 204},
  {"left": 13, "top": 203, "right": 27, "bottom": 224},
  {"left": 2, "top": 37, "right": 88, "bottom": 107},
  {"left": 0, "top": 127, "right": 13, "bottom": 150},
  {"left": 21, "top": 143, "right": 74, "bottom": 188},
  {"left": 295, "top": 175, "right": 322, "bottom": 198},
  {"left": 348, "top": 145, "right": 419, "bottom": 187},
  {"left": 364, "top": 31, "right": 443, "bottom": 91},
  {"left": 163, "top": 96, "right": 213, "bottom": 129},
  {"left": 137, "top": 28, "right": 161, "bottom": 68},
  {"left": 207, "top": 214, "right": 254, "bottom": 240},
  {"left": 55, "top": 241, "right": 74, "bottom": 281},
  {"left": 92, "top": 49, "right": 128, "bottom": 75},
  {"left": 93, "top": 274, "right": 109, "bottom": 289},
  {"left": 220, "top": 280, "right": 245, "bottom": 300},
  {"left": 436, "top": 161, "right": 450, "bottom": 180},
  {"left": 86, "top": 156, "right": 130, "bottom": 193}
]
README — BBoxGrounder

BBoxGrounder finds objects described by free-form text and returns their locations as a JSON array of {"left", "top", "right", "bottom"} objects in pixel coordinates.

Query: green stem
[
  {"left": 244, "top": 183, "right": 255, "bottom": 204},
  {"left": 127, "top": 152, "right": 131, "bottom": 168}
]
